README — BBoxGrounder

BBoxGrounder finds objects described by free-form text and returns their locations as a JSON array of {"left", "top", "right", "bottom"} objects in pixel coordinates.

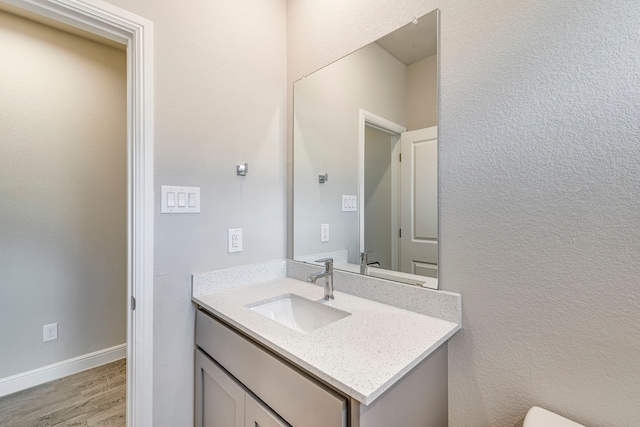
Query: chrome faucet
[
  {"left": 306, "top": 258, "right": 334, "bottom": 300},
  {"left": 359, "top": 251, "right": 380, "bottom": 274},
  {"left": 360, "top": 251, "right": 369, "bottom": 275}
]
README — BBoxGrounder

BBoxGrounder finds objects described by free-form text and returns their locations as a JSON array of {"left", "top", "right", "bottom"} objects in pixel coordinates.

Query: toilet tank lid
[{"left": 523, "top": 407, "right": 585, "bottom": 427}]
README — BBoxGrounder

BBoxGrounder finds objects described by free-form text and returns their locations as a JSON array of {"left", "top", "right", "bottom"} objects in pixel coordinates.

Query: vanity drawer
[{"left": 196, "top": 309, "right": 347, "bottom": 427}]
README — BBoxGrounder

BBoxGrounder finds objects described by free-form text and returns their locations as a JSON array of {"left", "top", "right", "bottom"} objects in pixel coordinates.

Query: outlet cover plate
[
  {"left": 321, "top": 224, "right": 329, "bottom": 242},
  {"left": 228, "top": 228, "right": 242, "bottom": 253},
  {"left": 43, "top": 323, "right": 58, "bottom": 342}
]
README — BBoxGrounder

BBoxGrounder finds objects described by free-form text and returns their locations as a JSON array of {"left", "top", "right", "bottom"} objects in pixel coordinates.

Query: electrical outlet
[
  {"left": 43, "top": 323, "right": 58, "bottom": 342},
  {"left": 321, "top": 224, "right": 329, "bottom": 242},
  {"left": 228, "top": 228, "right": 242, "bottom": 253}
]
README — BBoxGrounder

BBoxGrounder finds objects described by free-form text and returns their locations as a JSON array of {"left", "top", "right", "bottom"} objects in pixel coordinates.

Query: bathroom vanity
[
  {"left": 194, "top": 9, "right": 453, "bottom": 425},
  {"left": 192, "top": 260, "right": 461, "bottom": 427}
]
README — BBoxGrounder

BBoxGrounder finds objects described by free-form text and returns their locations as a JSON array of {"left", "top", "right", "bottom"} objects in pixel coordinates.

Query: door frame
[
  {"left": 0, "top": 0, "right": 155, "bottom": 425},
  {"left": 358, "top": 110, "right": 406, "bottom": 269}
]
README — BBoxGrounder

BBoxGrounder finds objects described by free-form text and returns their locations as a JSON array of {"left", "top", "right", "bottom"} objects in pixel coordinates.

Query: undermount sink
[{"left": 247, "top": 294, "right": 351, "bottom": 333}]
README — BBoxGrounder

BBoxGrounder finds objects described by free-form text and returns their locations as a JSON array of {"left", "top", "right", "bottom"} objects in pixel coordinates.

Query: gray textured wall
[
  {"left": 0, "top": 11, "right": 126, "bottom": 378},
  {"left": 97, "top": 0, "right": 288, "bottom": 424},
  {"left": 288, "top": 1, "right": 640, "bottom": 426}
]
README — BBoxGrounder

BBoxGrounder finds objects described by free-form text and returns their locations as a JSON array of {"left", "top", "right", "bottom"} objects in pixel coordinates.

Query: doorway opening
[
  {"left": 358, "top": 110, "right": 405, "bottom": 271},
  {"left": 363, "top": 124, "right": 402, "bottom": 271},
  {"left": 0, "top": 1, "right": 153, "bottom": 426},
  {"left": 358, "top": 110, "right": 438, "bottom": 282}
]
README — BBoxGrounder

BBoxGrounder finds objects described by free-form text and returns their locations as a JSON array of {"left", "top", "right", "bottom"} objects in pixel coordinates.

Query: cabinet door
[
  {"left": 195, "top": 349, "right": 244, "bottom": 427},
  {"left": 245, "top": 394, "right": 290, "bottom": 427}
]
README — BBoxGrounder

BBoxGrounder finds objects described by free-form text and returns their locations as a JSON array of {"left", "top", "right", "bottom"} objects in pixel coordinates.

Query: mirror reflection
[{"left": 293, "top": 10, "right": 439, "bottom": 288}]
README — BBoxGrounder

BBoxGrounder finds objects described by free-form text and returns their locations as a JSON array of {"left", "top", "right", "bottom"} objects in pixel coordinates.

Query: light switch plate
[
  {"left": 161, "top": 185, "right": 200, "bottom": 213},
  {"left": 228, "top": 228, "right": 242, "bottom": 253},
  {"left": 342, "top": 195, "right": 357, "bottom": 212}
]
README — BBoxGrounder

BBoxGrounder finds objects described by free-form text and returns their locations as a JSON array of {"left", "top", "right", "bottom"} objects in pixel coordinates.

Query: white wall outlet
[
  {"left": 43, "top": 323, "right": 58, "bottom": 342},
  {"left": 228, "top": 228, "right": 242, "bottom": 253},
  {"left": 161, "top": 185, "right": 200, "bottom": 213},
  {"left": 321, "top": 224, "right": 330, "bottom": 242},
  {"left": 342, "top": 195, "right": 357, "bottom": 212}
]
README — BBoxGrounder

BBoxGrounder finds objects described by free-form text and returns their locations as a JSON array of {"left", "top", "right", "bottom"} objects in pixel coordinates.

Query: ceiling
[{"left": 375, "top": 10, "right": 438, "bottom": 66}]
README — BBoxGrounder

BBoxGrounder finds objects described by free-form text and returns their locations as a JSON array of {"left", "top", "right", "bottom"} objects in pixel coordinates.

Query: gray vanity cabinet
[
  {"left": 195, "top": 309, "right": 347, "bottom": 427},
  {"left": 195, "top": 348, "right": 289, "bottom": 427},
  {"left": 195, "top": 308, "right": 448, "bottom": 427},
  {"left": 245, "top": 394, "right": 290, "bottom": 427}
]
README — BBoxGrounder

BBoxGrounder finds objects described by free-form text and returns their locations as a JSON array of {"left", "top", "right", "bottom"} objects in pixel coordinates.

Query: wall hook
[
  {"left": 318, "top": 173, "right": 328, "bottom": 184},
  {"left": 237, "top": 163, "right": 248, "bottom": 176}
]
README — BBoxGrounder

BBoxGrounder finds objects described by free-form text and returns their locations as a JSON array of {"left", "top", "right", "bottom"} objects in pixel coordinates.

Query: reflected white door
[{"left": 400, "top": 126, "right": 438, "bottom": 278}]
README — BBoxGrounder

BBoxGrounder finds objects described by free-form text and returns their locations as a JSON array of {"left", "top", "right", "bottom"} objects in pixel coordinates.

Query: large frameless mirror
[{"left": 293, "top": 9, "right": 439, "bottom": 288}]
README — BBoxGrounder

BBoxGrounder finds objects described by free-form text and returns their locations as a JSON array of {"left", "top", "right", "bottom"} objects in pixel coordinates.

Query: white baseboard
[{"left": 0, "top": 343, "right": 126, "bottom": 397}]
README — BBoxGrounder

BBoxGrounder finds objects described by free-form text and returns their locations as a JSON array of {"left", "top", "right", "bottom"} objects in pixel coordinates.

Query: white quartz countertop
[{"left": 193, "top": 276, "right": 460, "bottom": 405}]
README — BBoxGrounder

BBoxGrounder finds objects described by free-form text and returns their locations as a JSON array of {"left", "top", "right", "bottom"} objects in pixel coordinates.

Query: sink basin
[{"left": 247, "top": 294, "right": 351, "bottom": 333}]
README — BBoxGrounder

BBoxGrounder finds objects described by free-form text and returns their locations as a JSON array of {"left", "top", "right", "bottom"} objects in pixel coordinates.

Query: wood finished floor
[{"left": 0, "top": 359, "right": 126, "bottom": 427}]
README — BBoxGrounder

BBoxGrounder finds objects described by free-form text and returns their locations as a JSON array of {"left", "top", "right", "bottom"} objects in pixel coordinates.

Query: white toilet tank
[{"left": 523, "top": 406, "right": 586, "bottom": 427}]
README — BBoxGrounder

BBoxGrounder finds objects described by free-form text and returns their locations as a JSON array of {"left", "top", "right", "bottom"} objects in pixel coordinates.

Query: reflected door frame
[
  {"left": 358, "top": 110, "right": 406, "bottom": 269},
  {"left": 0, "top": 1, "right": 155, "bottom": 426}
]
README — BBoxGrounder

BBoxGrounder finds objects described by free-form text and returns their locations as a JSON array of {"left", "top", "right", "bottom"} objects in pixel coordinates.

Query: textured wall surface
[
  {"left": 288, "top": 0, "right": 640, "bottom": 426},
  {"left": 12, "top": 0, "right": 638, "bottom": 424},
  {"left": 0, "top": 11, "right": 126, "bottom": 378},
  {"left": 95, "top": 0, "right": 287, "bottom": 424}
]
